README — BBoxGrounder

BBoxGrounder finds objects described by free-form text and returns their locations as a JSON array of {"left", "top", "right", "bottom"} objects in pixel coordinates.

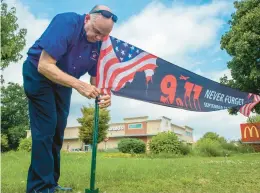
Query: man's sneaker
[{"left": 55, "top": 185, "right": 72, "bottom": 192}]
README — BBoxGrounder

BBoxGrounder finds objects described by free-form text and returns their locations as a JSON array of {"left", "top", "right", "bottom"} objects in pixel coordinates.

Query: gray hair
[
  {"left": 89, "top": 5, "right": 101, "bottom": 21},
  {"left": 89, "top": 5, "right": 100, "bottom": 13}
]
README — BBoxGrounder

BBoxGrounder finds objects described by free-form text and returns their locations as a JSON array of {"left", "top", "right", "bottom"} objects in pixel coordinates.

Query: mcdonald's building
[{"left": 240, "top": 122, "right": 260, "bottom": 152}]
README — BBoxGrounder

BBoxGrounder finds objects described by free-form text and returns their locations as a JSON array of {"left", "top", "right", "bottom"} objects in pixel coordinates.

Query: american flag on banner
[
  {"left": 96, "top": 35, "right": 260, "bottom": 117},
  {"left": 239, "top": 94, "right": 260, "bottom": 117},
  {"left": 96, "top": 36, "right": 157, "bottom": 95}
]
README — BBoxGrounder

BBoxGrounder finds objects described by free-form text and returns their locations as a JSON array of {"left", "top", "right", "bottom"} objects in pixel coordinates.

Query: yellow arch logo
[{"left": 244, "top": 126, "right": 260, "bottom": 138}]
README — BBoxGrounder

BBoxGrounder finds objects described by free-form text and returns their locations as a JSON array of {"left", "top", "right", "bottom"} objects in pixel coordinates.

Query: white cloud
[
  {"left": 194, "top": 68, "right": 231, "bottom": 82},
  {"left": 212, "top": 57, "right": 222, "bottom": 63},
  {"left": 111, "top": 1, "right": 233, "bottom": 69}
]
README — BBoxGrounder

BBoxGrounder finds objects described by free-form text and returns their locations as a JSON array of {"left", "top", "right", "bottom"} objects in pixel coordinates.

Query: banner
[{"left": 96, "top": 36, "right": 260, "bottom": 117}]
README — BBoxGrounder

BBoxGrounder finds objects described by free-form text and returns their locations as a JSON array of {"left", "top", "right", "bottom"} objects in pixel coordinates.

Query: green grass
[{"left": 1, "top": 151, "right": 260, "bottom": 193}]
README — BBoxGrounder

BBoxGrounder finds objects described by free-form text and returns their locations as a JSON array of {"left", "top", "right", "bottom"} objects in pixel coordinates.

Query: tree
[
  {"left": 247, "top": 114, "right": 260, "bottom": 123},
  {"left": 1, "top": 0, "right": 27, "bottom": 70},
  {"left": 198, "top": 132, "right": 226, "bottom": 144},
  {"left": 220, "top": 0, "right": 260, "bottom": 114},
  {"left": 77, "top": 104, "right": 111, "bottom": 145},
  {"left": 1, "top": 82, "right": 29, "bottom": 150}
]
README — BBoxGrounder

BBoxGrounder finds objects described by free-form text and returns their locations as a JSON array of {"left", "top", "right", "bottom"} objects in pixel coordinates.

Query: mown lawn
[{"left": 1, "top": 151, "right": 260, "bottom": 193}]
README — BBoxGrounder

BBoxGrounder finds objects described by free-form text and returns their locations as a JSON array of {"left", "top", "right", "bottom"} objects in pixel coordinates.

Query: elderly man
[{"left": 22, "top": 5, "right": 117, "bottom": 193}]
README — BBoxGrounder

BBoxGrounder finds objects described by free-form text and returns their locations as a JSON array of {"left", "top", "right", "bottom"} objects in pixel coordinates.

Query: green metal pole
[{"left": 85, "top": 97, "right": 99, "bottom": 193}]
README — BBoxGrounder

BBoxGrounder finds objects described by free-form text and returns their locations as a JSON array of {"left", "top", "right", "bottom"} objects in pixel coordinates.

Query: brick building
[
  {"left": 26, "top": 116, "right": 194, "bottom": 151},
  {"left": 61, "top": 116, "right": 194, "bottom": 151}
]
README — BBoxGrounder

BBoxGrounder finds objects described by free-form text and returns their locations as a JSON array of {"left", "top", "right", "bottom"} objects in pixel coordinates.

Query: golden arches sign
[{"left": 243, "top": 126, "right": 260, "bottom": 139}]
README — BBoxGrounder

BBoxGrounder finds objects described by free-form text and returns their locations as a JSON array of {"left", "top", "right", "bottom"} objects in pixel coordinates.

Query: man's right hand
[{"left": 75, "top": 81, "right": 100, "bottom": 99}]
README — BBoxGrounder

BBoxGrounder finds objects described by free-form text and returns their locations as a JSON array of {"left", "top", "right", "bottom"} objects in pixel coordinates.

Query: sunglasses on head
[{"left": 90, "top": 10, "right": 118, "bottom": 23}]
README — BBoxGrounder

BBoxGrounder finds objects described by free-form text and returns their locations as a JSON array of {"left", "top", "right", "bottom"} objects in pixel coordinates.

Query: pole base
[{"left": 85, "top": 188, "right": 99, "bottom": 193}]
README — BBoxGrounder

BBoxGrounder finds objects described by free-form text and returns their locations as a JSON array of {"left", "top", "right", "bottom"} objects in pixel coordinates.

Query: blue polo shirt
[{"left": 26, "top": 12, "right": 101, "bottom": 78}]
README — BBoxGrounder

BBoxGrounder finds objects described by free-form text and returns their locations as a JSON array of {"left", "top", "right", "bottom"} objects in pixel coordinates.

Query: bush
[
  {"left": 221, "top": 142, "right": 238, "bottom": 152},
  {"left": 18, "top": 137, "right": 32, "bottom": 152},
  {"left": 149, "top": 131, "right": 181, "bottom": 154},
  {"left": 179, "top": 143, "right": 192, "bottom": 155},
  {"left": 195, "top": 138, "right": 223, "bottom": 157},
  {"left": 200, "top": 132, "right": 226, "bottom": 144},
  {"left": 7, "top": 126, "right": 27, "bottom": 150},
  {"left": 118, "top": 138, "right": 146, "bottom": 154},
  {"left": 237, "top": 144, "right": 255, "bottom": 153},
  {"left": 1, "top": 134, "right": 9, "bottom": 152}
]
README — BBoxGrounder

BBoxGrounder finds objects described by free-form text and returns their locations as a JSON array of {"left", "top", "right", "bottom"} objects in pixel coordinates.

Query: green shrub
[
  {"left": 195, "top": 138, "right": 223, "bottom": 157},
  {"left": 18, "top": 137, "right": 32, "bottom": 152},
  {"left": 237, "top": 144, "right": 255, "bottom": 153},
  {"left": 149, "top": 131, "right": 181, "bottom": 154},
  {"left": 200, "top": 132, "right": 226, "bottom": 144},
  {"left": 221, "top": 142, "right": 238, "bottom": 152},
  {"left": 118, "top": 138, "right": 146, "bottom": 154},
  {"left": 179, "top": 143, "right": 192, "bottom": 155},
  {"left": 1, "top": 134, "right": 9, "bottom": 152}
]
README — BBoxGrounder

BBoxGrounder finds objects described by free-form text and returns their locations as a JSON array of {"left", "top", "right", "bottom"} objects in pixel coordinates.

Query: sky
[{"left": 3, "top": 0, "right": 251, "bottom": 141}]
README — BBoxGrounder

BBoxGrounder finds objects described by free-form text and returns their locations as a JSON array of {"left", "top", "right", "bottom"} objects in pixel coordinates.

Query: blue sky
[
  {"left": 18, "top": 0, "right": 233, "bottom": 72},
  {"left": 19, "top": 0, "right": 221, "bottom": 21},
  {"left": 4, "top": 0, "right": 248, "bottom": 141}
]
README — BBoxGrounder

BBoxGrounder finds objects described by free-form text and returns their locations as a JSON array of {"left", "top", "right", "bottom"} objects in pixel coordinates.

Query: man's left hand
[{"left": 98, "top": 94, "right": 111, "bottom": 108}]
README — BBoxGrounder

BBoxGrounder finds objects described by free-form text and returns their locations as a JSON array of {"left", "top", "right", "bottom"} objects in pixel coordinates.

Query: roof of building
[
  {"left": 123, "top": 116, "right": 149, "bottom": 120},
  {"left": 184, "top": 126, "right": 194, "bottom": 130},
  {"left": 64, "top": 116, "right": 194, "bottom": 131},
  {"left": 109, "top": 134, "right": 157, "bottom": 138}
]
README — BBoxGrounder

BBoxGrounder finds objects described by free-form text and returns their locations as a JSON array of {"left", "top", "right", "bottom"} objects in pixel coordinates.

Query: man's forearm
[
  {"left": 37, "top": 50, "right": 100, "bottom": 99},
  {"left": 38, "top": 61, "right": 81, "bottom": 89},
  {"left": 37, "top": 49, "right": 87, "bottom": 89}
]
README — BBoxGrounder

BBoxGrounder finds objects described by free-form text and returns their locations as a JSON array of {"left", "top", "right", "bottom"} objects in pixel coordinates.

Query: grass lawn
[{"left": 1, "top": 151, "right": 260, "bottom": 193}]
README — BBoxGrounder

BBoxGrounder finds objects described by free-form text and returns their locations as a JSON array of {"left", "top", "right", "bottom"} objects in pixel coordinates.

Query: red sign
[{"left": 240, "top": 123, "right": 260, "bottom": 143}]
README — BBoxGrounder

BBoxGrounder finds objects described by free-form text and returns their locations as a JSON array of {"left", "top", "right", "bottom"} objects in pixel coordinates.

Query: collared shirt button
[
  {"left": 79, "top": 56, "right": 81, "bottom": 58},
  {"left": 74, "top": 67, "right": 76, "bottom": 70}
]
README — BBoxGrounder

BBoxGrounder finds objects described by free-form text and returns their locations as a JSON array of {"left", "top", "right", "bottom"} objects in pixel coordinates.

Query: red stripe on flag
[
  {"left": 97, "top": 45, "right": 115, "bottom": 88},
  {"left": 102, "top": 57, "right": 120, "bottom": 89},
  {"left": 239, "top": 94, "right": 260, "bottom": 116},
  {"left": 100, "top": 45, "right": 113, "bottom": 61},
  {"left": 108, "top": 55, "right": 157, "bottom": 90}
]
